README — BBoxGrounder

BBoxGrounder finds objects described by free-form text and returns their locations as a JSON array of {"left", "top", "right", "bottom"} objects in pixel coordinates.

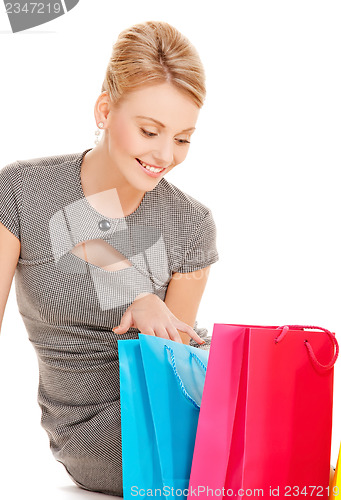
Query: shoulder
[
  {"left": 0, "top": 151, "right": 85, "bottom": 201},
  {"left": 154, "top": 177, "right": 213, "bottom": 224},
  {"left": 1, "top": 151, "right": 81, "bottom": 182},
  {"left": 154, "top": 179, "right": 219, "bottom": 274},
  {"left": 0, "top": 159, "right": 22, "bottom": 183},
  {"left": 0, "top": 160, "right": 23, "bottom": 197},
  {"left": 15, "top": 150, "right": 81, "bottom": 171}
]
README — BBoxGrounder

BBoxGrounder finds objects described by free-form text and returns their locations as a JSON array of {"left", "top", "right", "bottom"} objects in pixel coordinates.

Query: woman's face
[{"left": 102, "top": 82, "right": 200, "bottom": 190}]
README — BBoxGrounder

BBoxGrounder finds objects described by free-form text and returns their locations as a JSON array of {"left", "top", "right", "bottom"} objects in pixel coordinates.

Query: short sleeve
[
  {"left": 176, "top": 209, "right": 219, "bottom": 273},
  {"left": 0, "top": 161, "right": 22, "bottom": 241}
]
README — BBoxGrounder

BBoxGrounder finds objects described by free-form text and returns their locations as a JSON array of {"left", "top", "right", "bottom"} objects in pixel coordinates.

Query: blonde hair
[{"left": 101, "top": 20, "right": 206, "bottom": 108}]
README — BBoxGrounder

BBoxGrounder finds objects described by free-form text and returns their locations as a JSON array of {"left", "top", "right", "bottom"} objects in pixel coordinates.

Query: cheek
[
  {"left": 175, "top": 147, "right": 190, "bottom": 164},
  {"left": 110, "top": 120, "right": 137, "bottom": 153}
]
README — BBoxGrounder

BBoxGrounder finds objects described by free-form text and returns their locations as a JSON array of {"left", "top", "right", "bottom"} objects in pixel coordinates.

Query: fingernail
[{"left": 200, "top": 340, "right": 206, "bottom": 344}]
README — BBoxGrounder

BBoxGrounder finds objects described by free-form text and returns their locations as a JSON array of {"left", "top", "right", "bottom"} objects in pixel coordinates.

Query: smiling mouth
[{"left": 136, "top": 158, "right": 166, "bottom": 173}]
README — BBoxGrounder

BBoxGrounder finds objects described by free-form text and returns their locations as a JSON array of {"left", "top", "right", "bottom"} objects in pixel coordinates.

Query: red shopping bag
[{"left": 188, "top": 324, "right": 339, "bottom": 500}]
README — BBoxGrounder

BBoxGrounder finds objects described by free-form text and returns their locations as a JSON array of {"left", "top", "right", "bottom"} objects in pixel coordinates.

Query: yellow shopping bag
[{"left": 330, "top": 443, "right": 341, "bottom": 500}]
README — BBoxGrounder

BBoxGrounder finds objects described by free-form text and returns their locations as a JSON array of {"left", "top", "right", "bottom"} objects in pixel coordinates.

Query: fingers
[
  {"left": 137, "top": 326, "right": 156, "bottom": 337},
  {"left": 139, "top": 322, "right": 201, "bottom": 345},
  {"left": 139, "top": 326, "right": 182, "bottom": 343},
  {"left": 153, "top": 326, "right": 170, "bottom": 341},
  {"left": 139, "top": 326, "right": 170, "bottom": 341},
  {"left": 112, "top": 309, "right": 204, "bottom": 345},
  {"left": 174, "top": 320, "right": 205, "bottom": 345},
  {"left": 166, "top": 324, "right": 184, "bottom": 344},
  {"left": 112, "top": 310, "right": 133, "bottom": 334}
]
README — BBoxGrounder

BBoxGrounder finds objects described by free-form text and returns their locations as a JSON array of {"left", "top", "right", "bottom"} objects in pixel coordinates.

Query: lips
[
  {"left": 135, "top": 158, "right": 166, "bottom": 178},
  {"left": 136, "top": 158, "right": 165, "bottom": 170}
]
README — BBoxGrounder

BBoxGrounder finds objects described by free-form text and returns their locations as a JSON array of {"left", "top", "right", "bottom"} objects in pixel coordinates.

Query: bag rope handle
[
  {"left": 164, "top": 345, "right": 207, "bottom": 410},
  {"left": 275, "top": 325, "right": 339, "bottom": 370}
]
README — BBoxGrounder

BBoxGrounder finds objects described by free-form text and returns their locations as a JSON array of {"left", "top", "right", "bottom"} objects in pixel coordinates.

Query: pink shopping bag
[{"left": 188, "top": 324, "right": 339, "bottom": 500}]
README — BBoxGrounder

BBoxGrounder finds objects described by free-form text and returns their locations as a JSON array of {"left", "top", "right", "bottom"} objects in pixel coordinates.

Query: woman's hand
[{"left": 112, "top": 293, "right": 206, "bottom": 345}]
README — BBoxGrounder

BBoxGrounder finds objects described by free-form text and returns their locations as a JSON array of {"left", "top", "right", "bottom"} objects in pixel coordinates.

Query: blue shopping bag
[
  {"left": 118, "top": 339, "right": 164, "bottom": 499},
  {"left": 118, "top": 335, "right": 208, "bottom": 500},
  {"left": 139, "top": 334, "right": 208, "bottom": 498}
]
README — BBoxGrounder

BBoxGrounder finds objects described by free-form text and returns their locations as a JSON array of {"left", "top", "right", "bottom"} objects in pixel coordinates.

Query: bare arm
[
  {"left": 164, "top": 265, "right": 211, "bottom": 344},
  {"left": 112, "top": 266, "right": 212, "bottom": 344},
  {"left": 0, "top": 222, "right": 20, "bottom": 333}
]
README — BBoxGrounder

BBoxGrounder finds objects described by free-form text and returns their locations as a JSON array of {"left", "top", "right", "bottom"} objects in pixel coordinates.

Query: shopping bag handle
[
  {"left": 164, "top": 345, "right": 207, "bottom": 410},
  {"left": 275, "top": 325, "right": 339, "bottom": 370}
]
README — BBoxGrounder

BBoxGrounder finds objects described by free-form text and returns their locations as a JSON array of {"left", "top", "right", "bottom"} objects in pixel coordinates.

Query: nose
[{"left": 152, "top": 137, "right": 174, "bottom": 168}]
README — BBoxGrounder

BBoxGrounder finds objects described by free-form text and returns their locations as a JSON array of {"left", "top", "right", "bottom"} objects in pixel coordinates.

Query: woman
[{"left": 0, "top": 20, "right": 219, "bottom": 496}]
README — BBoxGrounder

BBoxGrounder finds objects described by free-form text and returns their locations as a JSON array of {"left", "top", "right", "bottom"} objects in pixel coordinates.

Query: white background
[{"left": 0, "top": 1, "right": 340, "bottom": 498}]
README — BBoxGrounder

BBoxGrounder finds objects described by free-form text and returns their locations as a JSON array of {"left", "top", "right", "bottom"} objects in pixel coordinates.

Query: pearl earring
[{"left": 94, "top": 122, "right": 104, "bottom": 146}]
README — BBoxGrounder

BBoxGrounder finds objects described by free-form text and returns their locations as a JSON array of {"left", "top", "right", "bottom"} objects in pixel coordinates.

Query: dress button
[{"left": 98, "top": 219, "right": 111, "bottom": 231}]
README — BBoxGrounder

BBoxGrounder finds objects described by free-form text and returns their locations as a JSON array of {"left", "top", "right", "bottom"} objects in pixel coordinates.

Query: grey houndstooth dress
[{"left": 0, "top": 148, "right": 219, "bottom": 496}]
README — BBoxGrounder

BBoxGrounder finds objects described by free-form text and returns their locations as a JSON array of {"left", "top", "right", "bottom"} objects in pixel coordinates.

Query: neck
[{"left": 81, "top": 144, "right": 146, "bottom": 218}]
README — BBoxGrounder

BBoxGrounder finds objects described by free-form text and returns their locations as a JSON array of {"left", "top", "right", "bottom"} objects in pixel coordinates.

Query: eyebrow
[{"left": 135, "top": 115, "right": 196, "bottom": 133}]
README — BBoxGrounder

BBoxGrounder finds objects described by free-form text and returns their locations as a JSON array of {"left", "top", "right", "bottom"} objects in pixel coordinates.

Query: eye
[
  {"left": 140, "top": 128, "right": 157, "bottom": 138},
  {"left": 140, "top": 127, "right": 191, "bottom": 145}
]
